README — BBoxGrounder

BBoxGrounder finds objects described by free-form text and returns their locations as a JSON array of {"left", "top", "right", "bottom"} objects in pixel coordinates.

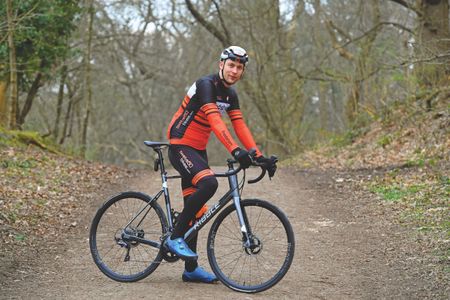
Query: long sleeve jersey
[{"left": 167, "top": 73, "right": 261, "bottom": 156}]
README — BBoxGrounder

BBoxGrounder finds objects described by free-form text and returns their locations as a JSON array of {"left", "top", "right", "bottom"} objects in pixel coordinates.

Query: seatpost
[{"left": 155, "top": 148, "right": 166, "bottom": 175}]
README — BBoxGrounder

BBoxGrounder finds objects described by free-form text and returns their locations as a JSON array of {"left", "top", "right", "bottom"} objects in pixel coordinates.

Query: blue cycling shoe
[
  {"left": 165, "top": 237, "right": 198, "bottom": 260},
  {"left": 182, "top": 266, "right": 218, "bottom": 283}
]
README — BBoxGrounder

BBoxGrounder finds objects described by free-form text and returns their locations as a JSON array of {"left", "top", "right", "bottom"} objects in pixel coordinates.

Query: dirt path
[{"left": 1, "top": 167, "right": 446, "bottom": 299}]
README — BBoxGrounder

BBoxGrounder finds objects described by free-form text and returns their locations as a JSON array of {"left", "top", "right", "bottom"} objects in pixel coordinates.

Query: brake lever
[
  {"left": 248, "top": 167, "right": 266, "bottom": 184},
  {"left": 245, "top": 149, "right": 277, "bottom": 183}
]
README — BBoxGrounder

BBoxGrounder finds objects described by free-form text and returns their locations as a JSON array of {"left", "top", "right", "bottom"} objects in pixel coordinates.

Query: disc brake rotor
[{"left": 244, "top": 235, "right": 262, "bottom": 255}]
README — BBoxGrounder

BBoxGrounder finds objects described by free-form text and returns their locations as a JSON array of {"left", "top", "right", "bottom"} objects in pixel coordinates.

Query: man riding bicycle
[{"left": 165, "top": 46, "right": 277, "bottom": 283}]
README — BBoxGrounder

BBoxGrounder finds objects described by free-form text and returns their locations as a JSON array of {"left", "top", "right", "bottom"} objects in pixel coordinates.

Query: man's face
[{"left": 220, "top": 59, "right": 245, "bottom": 85}]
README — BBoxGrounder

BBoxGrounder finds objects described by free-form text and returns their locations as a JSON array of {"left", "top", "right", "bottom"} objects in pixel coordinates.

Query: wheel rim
[
  {"left": 208, "top": 200, "right": 294, "bottom": 292},
  {"left": 91, "top": 196, "right": 164, "bottom": 280}
]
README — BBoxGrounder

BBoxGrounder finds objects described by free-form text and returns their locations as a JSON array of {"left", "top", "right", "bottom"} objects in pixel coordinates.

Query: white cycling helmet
[{"left": 220, "top": 46, "right": 249, "bottom": 65}]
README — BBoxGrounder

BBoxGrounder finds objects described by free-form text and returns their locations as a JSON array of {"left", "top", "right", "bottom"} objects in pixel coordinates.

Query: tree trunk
[
  {"left": 59, "top": 96, "right": 73, "bottom": 145},
  {"left": 318, "top": 82, "right": 329, "bottom": 132},
  {"left": 17, "top": 71, "right": 43, "bottom": 128},
  {"left": 54, "top": 65, "right": 68, "bottom": 139},
  {"left": 346, "top": 81, "right": 360, "bottom": 122},
  {"left": 346, "top": 0, "right": 381, "bottom": 124},
  {"left": 0, "top": 80, "right": 9, "bottom": 126},
  {"left": 6, "top": 0, "right": 18, "bottom": 130},
  {"left": 416, "top": 0, "right": 450, "bottom": 90},
  {"left": 81, "top": 0, "right": 94, "bottom": 156},
  {"left": 59, "top": 80, "right": 80, "bottom": 145}
]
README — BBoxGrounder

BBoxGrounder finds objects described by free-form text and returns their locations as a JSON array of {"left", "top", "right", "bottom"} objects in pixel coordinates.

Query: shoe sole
[{"left": 182, "top": 275, "right": 218, "bottom": 284}]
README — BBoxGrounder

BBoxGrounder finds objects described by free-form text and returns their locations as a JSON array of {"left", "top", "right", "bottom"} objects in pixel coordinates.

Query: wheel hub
[
  {"left": 117, "top": 227, "right": 145, "bottom": 247},
  {"left": 244, "top": 235, "right": 262, "bottom": 255}
]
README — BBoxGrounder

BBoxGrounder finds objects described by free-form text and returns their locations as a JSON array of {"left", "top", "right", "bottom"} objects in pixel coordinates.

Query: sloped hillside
[
  {"left": 0, "top": 130, "right": 133, "bottom": 282},
  {"left": 292, "top": 101, "right": 449, "bottom": 170},
  {"left": 288, "top": 99, "right": 449, "bottom": 270}
]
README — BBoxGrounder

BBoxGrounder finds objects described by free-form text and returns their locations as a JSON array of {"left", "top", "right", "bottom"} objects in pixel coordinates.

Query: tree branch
[
  {"left": 132, "top": 2, "right": 155, "bottom": 56},
  {"left": 399, "top": 52, "right": 450, "bottom": 66},
  {"left": 184, "top": 0, "right": 231, "bottom": 47},
  {"left": 325, "top": 20, "right": 354, "bottom": 60},
  {"left": 387, "top": 0, "right": 422, "bottom": 17},
  {"left": 212, "top": 0, "right": 231, "bottom": 45}
]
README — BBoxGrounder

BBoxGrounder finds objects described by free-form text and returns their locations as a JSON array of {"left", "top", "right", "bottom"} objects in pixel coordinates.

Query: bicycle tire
[
  {"left": 89, "top": 191, "right": 167, "bottom": 282},
  {"left": 207, "top": 199, "right": 295, "bottom": 293}
]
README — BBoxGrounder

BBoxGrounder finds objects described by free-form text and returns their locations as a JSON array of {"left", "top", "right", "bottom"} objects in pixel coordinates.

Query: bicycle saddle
[{"left": 144, "top": 141, "right": 170, "bottom": 149}]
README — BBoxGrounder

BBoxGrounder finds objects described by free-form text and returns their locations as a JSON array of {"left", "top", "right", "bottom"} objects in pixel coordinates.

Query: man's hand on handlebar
[
  {"left": 232, "top": 147, "right": 252, "bottom": 169},
  {"left": 232, "top": 148, "right": 278, "bottom": 178},
  {"left": 256, "top": 155, "right": 278, "bottom": 178}
]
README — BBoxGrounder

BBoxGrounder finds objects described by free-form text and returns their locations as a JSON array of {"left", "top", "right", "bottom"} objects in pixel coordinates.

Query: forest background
[{"left": 1, "top": 0, "right": 448, "bottom": 165}]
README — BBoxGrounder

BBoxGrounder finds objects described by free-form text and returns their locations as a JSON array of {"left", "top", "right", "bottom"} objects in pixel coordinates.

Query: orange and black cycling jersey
[{"left": 167, "top": 73, "right": 261, "bottom": 156}]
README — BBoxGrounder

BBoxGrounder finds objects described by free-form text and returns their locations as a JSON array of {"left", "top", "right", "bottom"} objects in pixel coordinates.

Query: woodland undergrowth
[{"left": 287, "top": 98, "right": 449, "bottom": 272}]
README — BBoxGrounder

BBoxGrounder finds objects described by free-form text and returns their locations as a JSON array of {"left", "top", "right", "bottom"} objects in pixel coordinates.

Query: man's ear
[{"left": 219, "top": 60, "right": 224, "bottom": 70}]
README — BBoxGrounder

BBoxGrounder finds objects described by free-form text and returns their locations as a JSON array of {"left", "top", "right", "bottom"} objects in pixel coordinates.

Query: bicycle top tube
[
  {"left": 144, "top": 140, "right": 265, "bottom": 183},
  {"left": 166, "top": 163, "right": 242, "bottom": 179}
]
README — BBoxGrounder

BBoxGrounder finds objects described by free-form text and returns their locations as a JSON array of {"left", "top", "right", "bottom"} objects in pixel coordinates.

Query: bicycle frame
[
  {"left": 133, "top": 145, "right": 254, "bottom": 250},
  {"left": 121, "top": 143, "right": 258, "bottom": 252}
]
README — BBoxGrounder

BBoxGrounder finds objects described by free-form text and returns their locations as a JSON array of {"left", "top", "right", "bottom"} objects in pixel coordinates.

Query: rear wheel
[
  {"left": 207, "top": 199, "right": 295, "bottom": 293},
  {"left": 89, "top": 191, "right": 167, "bottom": 282}
]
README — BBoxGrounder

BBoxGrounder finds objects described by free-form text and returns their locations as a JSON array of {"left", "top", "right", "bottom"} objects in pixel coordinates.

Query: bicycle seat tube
[{"left": 155, "top": 147, "right": 175, "bottom": 229}]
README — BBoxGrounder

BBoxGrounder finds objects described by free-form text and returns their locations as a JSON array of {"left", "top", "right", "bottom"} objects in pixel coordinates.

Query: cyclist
[{"left": 165, "top": 46, "right": 277, "bottom": 283}]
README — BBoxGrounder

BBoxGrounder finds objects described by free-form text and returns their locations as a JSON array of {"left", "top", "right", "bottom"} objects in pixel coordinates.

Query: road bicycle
[{"left": 89, "top": 141, "right": 295, "bottom": 293}]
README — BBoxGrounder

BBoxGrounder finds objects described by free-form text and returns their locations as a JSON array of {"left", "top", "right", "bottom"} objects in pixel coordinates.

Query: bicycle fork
[{"left": 228, "top": 173, "right": 253, "bottom": 248}]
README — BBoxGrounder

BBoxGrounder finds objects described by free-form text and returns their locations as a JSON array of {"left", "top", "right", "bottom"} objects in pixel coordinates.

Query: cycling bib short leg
[{"left": 168, "top": 145, "right": 218, "bottom": 270}]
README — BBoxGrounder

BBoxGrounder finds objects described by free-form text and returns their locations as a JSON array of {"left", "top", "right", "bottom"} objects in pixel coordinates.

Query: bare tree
[
  {"left": 0, "top": 80, "right": 7, "bottom": 126},
  {"left": 6, "top": 0, "right": 18, "bottom": 129},
  {"left": 388, "top": 0, "right": 450, "bottom": 107},
  {"left": 81, "top": 0, "right": 95, "bottom": 156},
  {"left": 53, "top": 65, "right": 68, "bottom": 139},
  {"left": 17, "top": 66, "right": 44, "bottom": 128},
  {"left": 416, "top": 0, "right": 450, "bottom": 106}
]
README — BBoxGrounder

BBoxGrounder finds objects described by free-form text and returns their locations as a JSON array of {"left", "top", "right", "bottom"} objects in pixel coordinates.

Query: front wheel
[
  {"left": 207, "top": 199, "right": 295, "bottom": 293},
  {"left": 89, "top": 191, "right": 167, "bottom": 282}
]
